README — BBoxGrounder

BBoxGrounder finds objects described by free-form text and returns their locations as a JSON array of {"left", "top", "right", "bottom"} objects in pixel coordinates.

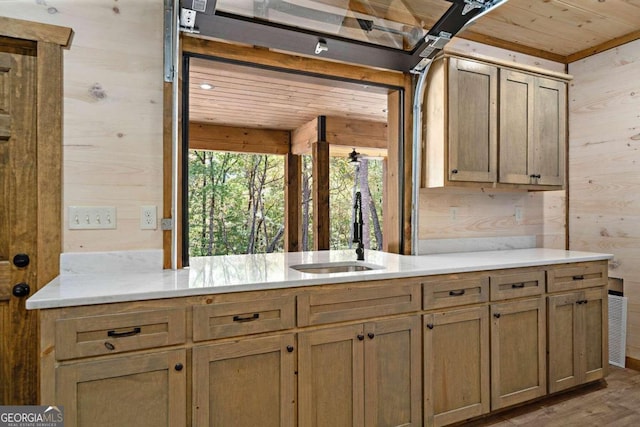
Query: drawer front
[
  {"left": 297, "top": 281, "right": 421, "bottom": 327},
  {"left": 56, "top": 308, "right": 186, "bottom": 361},
  {"left": 547, "top": 262, "right": 607, "bottom": 293},
  {"left": 193, "top": 295, "right": 295, "bottom": 341},
  {"left": 423, "top": 276, "right": 489, "bottom": 310},
  {"left": 490, "top": 270, "right": 545, "bottom": 301}
]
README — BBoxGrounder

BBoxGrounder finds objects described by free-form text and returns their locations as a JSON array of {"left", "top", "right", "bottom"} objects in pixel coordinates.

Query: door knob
[
  {"left": 12, "top": 283, "right": 30, "bottom": 297},
  {"left": 13, "top": 254, "right": 30, "bottom": 268}
]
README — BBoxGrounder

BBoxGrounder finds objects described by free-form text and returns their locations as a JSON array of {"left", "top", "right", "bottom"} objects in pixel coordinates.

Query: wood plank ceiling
[
  {"left": 189, "top": 58, "right": 389, "bottom": 130},
  {"left": 189, "top": 0, "right": 640, "bottom": 133}
]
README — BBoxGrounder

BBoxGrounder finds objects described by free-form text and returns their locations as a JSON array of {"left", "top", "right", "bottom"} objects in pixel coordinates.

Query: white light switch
[{"left": 69, "top": 206, "right": 117, "bottom": 230}]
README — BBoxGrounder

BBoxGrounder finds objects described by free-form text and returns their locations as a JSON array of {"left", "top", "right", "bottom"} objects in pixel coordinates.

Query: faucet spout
[{"left": 353, "top": 191, "right": 365, "bottom": 261}]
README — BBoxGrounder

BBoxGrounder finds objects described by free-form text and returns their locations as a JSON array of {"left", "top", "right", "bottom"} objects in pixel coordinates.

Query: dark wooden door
[{"left": 0, "top": 46, "right": 39, "bottom": 404}]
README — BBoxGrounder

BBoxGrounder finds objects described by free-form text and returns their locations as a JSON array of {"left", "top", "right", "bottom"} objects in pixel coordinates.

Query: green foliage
[{"left": 188, "top": 150, "right": 384, "bottom": 256}]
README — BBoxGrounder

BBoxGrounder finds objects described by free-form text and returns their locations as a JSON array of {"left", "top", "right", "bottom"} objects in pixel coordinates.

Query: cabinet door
[
  {"left": 533, "top": 77, "right": 566, "bottom": 186},
  {"left": 424, "top": 306, "right": 489, "bottom": 427},
  {"left": 490, "top": 298, "right": 546, "bottom": 410},
  {"left": 193, "top": 334, "right": 295, "bottom": 427},
  {"left": 448, "top": 58, "right": 497, "bottom": 183},
  {"left": 56, "top": 349, "right": 186, "bottom": 427},
  {"left": 582, "top": 287, "right": 608, "bottom": 384},
  {"left": 547, "top": 291, "right": 582, "bottom": 393},
  {"left": 365, "top": 316, "right": 422, "bottom": 427},
  {"left": 299, "top": 324, "right": 364, "bottom": 427},
  {"left": 499, "top": 69, "right": 535, "bottom": 184}
]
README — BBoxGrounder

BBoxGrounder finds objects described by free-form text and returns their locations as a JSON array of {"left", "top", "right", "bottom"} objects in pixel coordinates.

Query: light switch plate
[{"left": 69, "top": 206, "right": 117, "bottom": 230}]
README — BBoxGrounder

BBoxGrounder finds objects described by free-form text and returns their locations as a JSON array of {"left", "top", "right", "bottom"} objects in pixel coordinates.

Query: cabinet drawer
[
  {"left": 55, "top": 308, "right": 186, "bottom": 361},
  {"left": 490, "top": 270, "right": 545, "bottom": 301},
  {"left": 193, "top": 295, "right": 295, "bottom": 341},
  {"left": 423, "top": 276, "right": 489, "bottom": 310},
  {"left": 297, "top": 281, "right": 421, "bottom": 326},
  {"left": 547, "top": 262, "right": 607, "bottom": 293}
]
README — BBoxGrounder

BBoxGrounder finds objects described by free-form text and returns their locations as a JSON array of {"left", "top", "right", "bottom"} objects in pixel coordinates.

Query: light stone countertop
[{"left": 26, "top": 248, "right": 613, "bottom": 310}]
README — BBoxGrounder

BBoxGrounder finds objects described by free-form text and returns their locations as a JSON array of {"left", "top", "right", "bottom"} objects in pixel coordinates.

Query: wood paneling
[
  {"left": 569, "top": 39, "right": 640, "bottom": 359},
  {"left": 189, "top": 57, "right": 389, "bottom": 130}
]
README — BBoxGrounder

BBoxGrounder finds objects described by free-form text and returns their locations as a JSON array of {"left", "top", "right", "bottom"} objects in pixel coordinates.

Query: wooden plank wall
[
  {"left": 568, "top": 39, "right": 640, "bottom": 360},
  {"left": 0, "top": 1, "right": 164, "bottom": 252},
  {"left": 419, "top": 39, "right": 567, "bottom": 250}
]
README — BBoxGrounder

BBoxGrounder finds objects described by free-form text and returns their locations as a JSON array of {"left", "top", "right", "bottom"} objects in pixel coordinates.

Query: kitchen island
[{"left": 29, "top": 248, "right": 612, "bottom": 427}]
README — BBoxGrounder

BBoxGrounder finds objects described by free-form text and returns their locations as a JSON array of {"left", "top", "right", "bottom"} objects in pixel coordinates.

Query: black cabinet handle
[
  {"left": 494, "top": 313, "right": 501, "bottom": 319},
  {"left": 449, "top": 289, "right": 465, "bottom": 297},
  {"left": 357, "top": 334, "right": 365, "bottom": 341},
  {"left": 426, "top": 323, "right": 434, "bottom": 330},
  {"left": 233, "top": 313, "right": 260, "bottom": 322},
  {"left": 529, "top": 174, "right": 541, "bottom": 179},
  {"left": 451, "top": 169, "right": 458, "bottom": 174},
  {"left": 107, "top": 327, "right": 141, "bottom": 338},
  {"left": 511, "top": 283, "right": 526, "bottom": 289},
  {"left": 286, "top": 345, "right": 294, "bottom": 353},
  {"left": 368, "top": 333, "right": 375, "bottom": 340},
  {"left": 572, "top": 275, "right": 584, "bottom": 280}
]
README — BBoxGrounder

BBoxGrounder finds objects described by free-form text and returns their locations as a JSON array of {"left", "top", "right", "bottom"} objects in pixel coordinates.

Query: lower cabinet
[
  {"left": 423, "top": 306, "right": 490, "bottom": 427},
  {"left": 56, "top": 349, "right": 187, "bottom": 427},
  {"left": 298, "top": 316, "right": 422, "bottom": 427},
  {"left": 548, "top": 287, "right": 608, "bottom": 393},
  {"left": 490, "top": 297, "right": 547, "bottom": 410},
  {"left": 192, "top": 334, "right": 296, "bottom": 427}
]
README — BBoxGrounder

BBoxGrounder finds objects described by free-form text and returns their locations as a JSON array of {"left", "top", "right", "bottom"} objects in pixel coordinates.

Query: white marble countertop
[{"left": 26, "top": 248, "right": 613, "bottom": 310}]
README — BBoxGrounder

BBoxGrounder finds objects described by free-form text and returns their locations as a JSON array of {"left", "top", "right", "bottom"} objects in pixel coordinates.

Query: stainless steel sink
[{"left": 290, "top": 261, "right": 384, "bottom": 274}]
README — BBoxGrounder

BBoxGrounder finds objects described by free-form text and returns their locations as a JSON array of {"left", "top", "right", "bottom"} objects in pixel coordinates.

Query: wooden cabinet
[
  {"left": 490, "top": 297, "right": 547, "bottom": 410},
  {"left": 193, "top": 334, "right": 296, "bottom": 427},
  {"left": 57, "top": 349, "right": 186, "bottom": 427},
  {"left": 424, "top": 55, "right": 568, "bottom": 190},
  {"left": 548, "top": 287, "right": 608, "bottom": 393},
  {"left": 499, "top": 70, "right": 566, "bottom": 186},
  {"left": 423, "top": 306, "right": 490, "bottom": 427},
  {"left": 298, "top": 316, "right": 422, "bottom": 427},
  {"left": 40, "top": 260, "right": 608, "bottom": 427}
]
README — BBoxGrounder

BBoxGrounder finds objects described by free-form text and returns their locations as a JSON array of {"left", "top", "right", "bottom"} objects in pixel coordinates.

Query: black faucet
[{"left": 353, "top": 191, "right": 365, "bottom": 261}]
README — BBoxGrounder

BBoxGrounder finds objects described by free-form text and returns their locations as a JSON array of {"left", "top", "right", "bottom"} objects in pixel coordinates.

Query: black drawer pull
[
  {"left": 107, "top": 327, "right": 141, "bottom": 338},
  {"left": 449, "top": 289, "right": 465, "bottom": 297},
  {"left": 511, "top": 283, "right": 525, "bottom": 289},
  {"left": 573, "top": 275, "right": 585, "bottom": 280},
  {"left": 494, "top": 313, "right": 501, "bottom": 319},
  {"left": 286, "top": 345, "right": 294, "bottom": 353},
  {"left": 368, "top": 333, "right": 375, "bottom": 340},
  {"left": 357, "top": 334, "right": 365, "bottom": 341},
  {"left": 426, "top": 323, "right": 434, "bottom": 330},
  {"left": 233, "top": 313, "right": 260, "bottom": 322}
]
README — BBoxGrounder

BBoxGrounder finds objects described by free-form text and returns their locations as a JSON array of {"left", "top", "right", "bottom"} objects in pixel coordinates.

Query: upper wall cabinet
[{"left": 423, "top": 55, "right": 569, "bottom": 190}]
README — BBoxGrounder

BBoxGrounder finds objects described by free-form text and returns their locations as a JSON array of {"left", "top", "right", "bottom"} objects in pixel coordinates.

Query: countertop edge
[{"left": 26, "top": 249, "right": 613, "bottom": 310}]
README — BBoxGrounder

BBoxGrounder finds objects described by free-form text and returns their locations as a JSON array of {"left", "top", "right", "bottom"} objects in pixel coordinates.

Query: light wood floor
[{"left": 464, "top": 366, "right": 640, "bottom": 426}]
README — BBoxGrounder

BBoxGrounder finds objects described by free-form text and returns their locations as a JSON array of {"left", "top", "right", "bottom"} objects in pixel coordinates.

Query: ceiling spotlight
[
  {"left": 314, "top": 39, "right": 328, "bottom": 55},
  {"left": 199, "top": 83, "right": 213, "bottom": 90}
]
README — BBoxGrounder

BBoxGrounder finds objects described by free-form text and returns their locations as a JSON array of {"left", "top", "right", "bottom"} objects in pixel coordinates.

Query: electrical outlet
[
  {"left": 515, "top": 207, "right": 524, "bottom": 224},
  {"left": 141, "top": 205, "right": 157, "bottom": 230},
  {"left": 450, "top": 207, "right": 458, "bottom": 221},
  {"left": 69, "top": 206, "right": 117, "bottom": 230}
]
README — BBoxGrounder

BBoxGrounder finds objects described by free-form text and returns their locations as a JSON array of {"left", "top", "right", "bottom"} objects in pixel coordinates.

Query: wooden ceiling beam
[
  {"left": 325, "top": 116, "right": 388, "bottom": 150},
  {"left": 182, "top": 35, "right": 405, "bottom": 88},
  {"left": 189, "top": 122, "right": 290, "bottom": 155}
]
